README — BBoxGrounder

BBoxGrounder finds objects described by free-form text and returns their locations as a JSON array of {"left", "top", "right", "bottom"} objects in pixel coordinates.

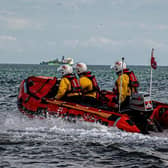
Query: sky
[{"left": 0, "top": 0, "right": 168, "bottom": 65}]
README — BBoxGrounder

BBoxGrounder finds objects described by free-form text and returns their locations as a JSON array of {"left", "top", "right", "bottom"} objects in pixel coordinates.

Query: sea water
[{"left": 0, "top": 64, "right": 168, "bottom": 168}]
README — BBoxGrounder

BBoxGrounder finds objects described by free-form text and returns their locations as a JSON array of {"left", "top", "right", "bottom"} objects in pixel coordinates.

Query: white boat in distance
[{"left": 40, "top": 56, "right": 74, "bottom": 65}]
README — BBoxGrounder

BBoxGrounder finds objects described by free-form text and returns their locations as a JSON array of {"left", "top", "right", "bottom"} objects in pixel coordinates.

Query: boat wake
[
  {"left": 1, "top": 109, "right": 168, "bottom": 167},
  {"left": 2, "top": 110, "right": 168, "bottom": 143}
]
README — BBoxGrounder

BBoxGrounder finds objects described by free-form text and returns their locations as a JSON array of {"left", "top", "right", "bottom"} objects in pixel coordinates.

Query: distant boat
[{"left": 40, "top": 56, "right": 74, "bottom": 66}]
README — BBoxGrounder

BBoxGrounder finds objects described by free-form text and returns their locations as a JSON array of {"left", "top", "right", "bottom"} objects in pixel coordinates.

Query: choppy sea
[{"left": 0, "top": 64, "right": 168, "bottom": 168}]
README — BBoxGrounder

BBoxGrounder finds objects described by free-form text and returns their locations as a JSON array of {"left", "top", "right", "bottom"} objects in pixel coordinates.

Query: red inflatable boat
[{"left": 17, "top": 76, "right": 168, "bottom": 134}]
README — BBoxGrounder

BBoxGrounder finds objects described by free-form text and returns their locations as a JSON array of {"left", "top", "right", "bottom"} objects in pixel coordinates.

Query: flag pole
[
  {"left": 149, "top": 64, "right": 153, "bottom": 97},
  {"left": 119, "top": 57, "right": 124, "bottom": 113}
]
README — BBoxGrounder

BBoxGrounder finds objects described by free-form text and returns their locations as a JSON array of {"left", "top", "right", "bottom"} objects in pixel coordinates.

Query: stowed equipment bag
[{"left": 24, "top": 76, "right": 59, "bottom": 99}]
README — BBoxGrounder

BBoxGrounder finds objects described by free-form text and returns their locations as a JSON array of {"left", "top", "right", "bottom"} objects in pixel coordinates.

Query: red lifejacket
[
  {"left": 123, "top": 69, "right": 139, "bottom": 90},
  {"left": 63, "top": 73, "right": 82, "bottom": 95},
  {"left": 79, "top": 71, "right": 100, "bottom": 100},
  {"left": 79, "top": 71, "right": 100, "bottom": 93}
]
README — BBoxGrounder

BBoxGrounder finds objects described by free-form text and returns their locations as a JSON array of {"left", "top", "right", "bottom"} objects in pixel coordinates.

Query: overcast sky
[{"left": 0, "top": 0, "right": 168, "bottom": 65}]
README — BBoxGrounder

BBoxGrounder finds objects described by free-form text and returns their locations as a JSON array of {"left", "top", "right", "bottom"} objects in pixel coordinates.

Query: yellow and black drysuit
[
  {"left": 78, "top": 71, "right": 100, "bottom": 105},
  {"left": 55, "top": 73, "right": 82, "bottom": 103},
  {"left": 113, "top": 69, "right": 139, "bottom": 108}
]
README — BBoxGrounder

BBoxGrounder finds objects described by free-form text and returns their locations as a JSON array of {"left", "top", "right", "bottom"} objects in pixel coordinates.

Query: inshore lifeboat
[{"left": 17, "top": 76, "right": 168, "bottom": 134}]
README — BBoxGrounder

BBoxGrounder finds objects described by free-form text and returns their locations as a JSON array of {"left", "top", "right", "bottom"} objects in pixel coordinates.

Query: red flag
[{"left": 151, "top": 48, "right": 157, "bottom": 69}]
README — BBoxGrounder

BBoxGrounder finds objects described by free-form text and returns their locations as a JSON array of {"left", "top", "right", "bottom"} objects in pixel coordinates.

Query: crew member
[
  {"left": 112, "top": 60, "right": 139, "bottom": 109},
  {"left": 75, "top": 62, "right": 100, "bottom": 106},
  {"left": 55, "top": 64, "right": 82, "bottom": 103}
]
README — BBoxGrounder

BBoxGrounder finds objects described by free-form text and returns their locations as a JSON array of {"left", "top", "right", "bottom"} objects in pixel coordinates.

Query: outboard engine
[
  {"left": 129, "top": 92, "right": 155, "bottom": 133},
  {"left": 129, "top": 92, "right": 153, "bottom": 112}
]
